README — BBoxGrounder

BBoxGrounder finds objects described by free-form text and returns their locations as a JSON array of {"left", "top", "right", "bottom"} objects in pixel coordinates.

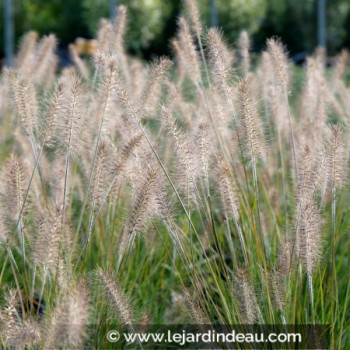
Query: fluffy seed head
[
  {"left": 91, "top": 51, "right": 120, "bottom": 134},
  {"left": 0, "top": 291, "right": 41, "bottom": 348},
  {"left": 238, "top": 77, "right": 265, "bottom": 162},
  {"left": 33, "top": 207, "right": 64, "bottom": 272},
  {"left": 206, "top": 28, "right": 235, "bottom": 97},
  {"left": 0, "top": 155, "right": 29, "bottom": 222},
  {"left": 7, "top": 69, "right": 38, "bottom": 136},
  {"left": 234, "top": 269, "right": 259, "bottom": 324},
  {"left": 15, "top": 31, "right": 38, "bottom": 74},
  {"left": 125, "top": 167, "right": 158, "bottom": 235},
  {"left": 275, "top": 239, "right": 294, "bottom": 275},
  {"left": 88, "top": 138, "right": 118, "bottom": 211},
  {"left": 140, "top": 58, "right": 172, "bottom": 116},
  {"left": 0, "top": 215, "right": 9, "bottom": 244},
  {"left": 97, "top": 19, "right": 113, "bottom": 53},
  {"left": 0, "top": 290, "right": 19, "bottom": 344},
  {"left": 326, "top": 124, "right": 345, "bottom": 191},
  {"left": 177, "top": 17, "right": 201, "bottom": 84},
  {"left": 216, "top": 157, "right": 240, "bottom": 222},
  {"left": 111, "top": 132, "right": 143, "bottom": 177},
  {"left": 34, "top": 34, "right": 58, "bottom": 84},
  {"left": 162, "top": 106, "right": 197, "bottom": 202},
  {"left": 183, "top": 288, "right": 208, "bottom": 325},
  {"left": 295, "top": 143, "right": 327, "bottom": 206},
  {"left": 267, "top": 38, "right": 290, "bottom": 92},
  {"left": 112, "top": 5, "right": 128, "bottom": 51},
  {"left": 55, "top": 70, "right": 86, "bottom": 156},
  {"left": 96, "top": 269, "right": 133, "bottom": 325},
  {"left": 183, "top": 0, "right": 202, "bottom": 35},
  {"left": 332, "top": 49, "right": 348, "bottom": 84},
  {"left": 40, "top": 77, "right": 65, "bottom": 146},
  {"left": 268, "top": 270, "right": 286, "bottom": 311},
  {"left": 298, "top": 201, "right": 322, "bottom": 273},
  {"left": 239, "top": 31, "right": 251, "bottom": 76},
  {"left": 44, "top": 282, "right": 90, "bottom": 348}
]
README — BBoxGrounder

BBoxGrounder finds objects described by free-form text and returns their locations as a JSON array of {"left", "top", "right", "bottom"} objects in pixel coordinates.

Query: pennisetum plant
[
  {"left": 325, "top": 124, "right": 345, "bottom": 345},
  {"left": 216, "top": 157, "right": 248, "bottom": 266},
  {"left": 94, "top": 268, "right": 145, "bottom": 349},
  {"left": 0, "top": 2, "right": 349, "bottom": 348},
  {"left": 267, "top": 39, "right": 298, "bottom": 179},
  {"left": 237, "top": 77, "right": 266, "bottom": 259},
  {"left": 43, "top": 281, "right": 90, "bottom": 348},
  {"left": 238, "top": 31, "right": 251, "bottom": 77}
]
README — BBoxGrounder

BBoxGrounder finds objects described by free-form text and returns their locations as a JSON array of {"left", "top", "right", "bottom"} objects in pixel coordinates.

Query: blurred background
[{"left": 1, "top": 0, "right": 350, "bottom": 65}]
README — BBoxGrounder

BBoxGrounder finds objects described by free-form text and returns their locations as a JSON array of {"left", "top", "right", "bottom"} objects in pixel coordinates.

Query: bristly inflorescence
[
  {"left": 0, "top": 156, "right": 30, "bottom": 223},
  {"left": 7, "top": 70, "right": 38, "bottom": 137},
  {"left": 238, "top": 77, "right": 266, "bottom": 163},
  {"left": 54, "top": 70, "right": 86, "bottom": 157},
  {"left": 176, "top": 17, "right": 201, "bottom": 85},
  {"left": 239, "top": 31, "right": 251, "bottom": 76},
  {"left": 216, "top": 157, "right": 240, "bottom": 222},
  {"left": 183, "top": 287, "right": 209, "bottom": 325},
  {"left": 267, "top": 38, "right": 290, "bottom": 93},
  {"left": 40, "top": 77, "right": 65, "bottom": 147},
  {"left": 162, "top": 106, "right": 198, "bottom": 203},
  {"left": 122, "top": 165, "right": 169, "bottom": 255},
  {"left": 326, "top": 124, "right": 345, "bottom": 192},
  {"left": 298, "top": 200, "right": 322, "bottom": 273},
  {"left": 32, "top": 207, "right": 70, "bottom": 276},
  {"left": 234, "top": 269, "right": 260, "bottom": 324},
  {"left": 206, "top": 28, "right": 235, "bottom": 99},
  {"left": 91, "top": 51, "right": 119, "bottom": 134},
  {"left": 44, "top": 282, "right": 90, "bottom": 348},
  {"left": 183, "top": 0, "right": 202, "bottom": 36},
  {"left": 89, "top": 138, "right": 116, "bottom": 209},
  {"left": 140, "top": 58, "right": 172, "bottom": 117},
  {"left": 95, "top": 269, "right": 133, "bottom": 326}
]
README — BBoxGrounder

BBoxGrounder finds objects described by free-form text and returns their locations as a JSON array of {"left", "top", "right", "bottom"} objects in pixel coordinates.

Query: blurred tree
[
  {"left": 199, "top": 0, "right": 267, "bottom": 43},
  {"left": 327, "top": 0, "right": 350, "bottom": 53},
  {"left": 1, "top": 0, "right": 350, "bottom": 61},
  {"left": 255, "top": 0, "right": 350, "bottom": 55},
  {"left": 21, "top": 0, "right": 89, "bottom": 44},
  {"left": 0, "top": 0, "right": 89, "bottom": 58},
  {"left": 82, "top": 0, "right": 176, "bottom": 56},
  {"left": 254, "top": 0, "right": 315, "bottom": 54}
]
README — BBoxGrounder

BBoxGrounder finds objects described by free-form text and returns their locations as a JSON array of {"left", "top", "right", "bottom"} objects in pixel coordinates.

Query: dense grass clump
[{"left": 0, "top": 1, "right": 349, "bottom": 348}]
